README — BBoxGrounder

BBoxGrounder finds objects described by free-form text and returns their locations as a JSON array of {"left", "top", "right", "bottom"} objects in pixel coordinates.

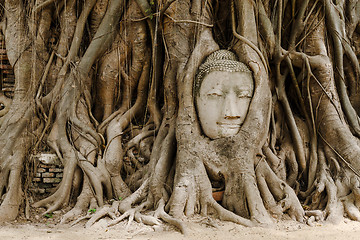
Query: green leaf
[
  {"left": 44, "top": 213, "right": 53, "bottom": 218},
  {"left": 88, "top": 208, "right": 96, "bottom": 213}
]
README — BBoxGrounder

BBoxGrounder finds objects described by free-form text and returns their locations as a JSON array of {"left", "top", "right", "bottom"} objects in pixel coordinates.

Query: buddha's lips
[{"left": 216, "top": 122, "right": 240, "bottom": 128}]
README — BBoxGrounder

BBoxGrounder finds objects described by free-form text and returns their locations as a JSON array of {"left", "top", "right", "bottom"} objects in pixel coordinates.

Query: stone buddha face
[{"left": 195, "top": 50, "right": 254, "bottom": 139}]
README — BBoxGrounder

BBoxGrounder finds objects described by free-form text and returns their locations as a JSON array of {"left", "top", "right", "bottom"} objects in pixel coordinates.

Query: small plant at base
[
  {"left": 44, "top": 213, "right": 53, "bottom": 218},
  {"left": 118, "top": 197, "right": 123, "bottom": 201},
  {"left": 88, "top": 208, "right": 96, "bottom": 213}
]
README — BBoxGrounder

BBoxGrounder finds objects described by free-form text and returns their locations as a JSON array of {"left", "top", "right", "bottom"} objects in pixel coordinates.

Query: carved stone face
[{"left": 196, "top": 71, "right": 254, "bottom": 139}]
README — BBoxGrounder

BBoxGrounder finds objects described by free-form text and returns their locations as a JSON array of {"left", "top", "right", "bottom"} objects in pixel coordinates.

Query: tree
[{"left": 0, "top": 0, "right": 359, "bottom": 232}]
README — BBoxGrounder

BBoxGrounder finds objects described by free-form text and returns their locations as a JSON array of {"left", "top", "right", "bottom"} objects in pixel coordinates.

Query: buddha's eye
[
  {"left": 207, "top": 90, "right": 223, "bottom": 97},
  {"left": 236, "top": 91, "right": 252, "bottom": 98},
  {"left": 0, "top": 103, "right": 4, "bottom": 110}
]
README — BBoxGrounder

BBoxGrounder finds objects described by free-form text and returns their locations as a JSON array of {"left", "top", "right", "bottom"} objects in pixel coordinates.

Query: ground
[{"left": 1, "top": 216, "right": 360, "bottom": 239}]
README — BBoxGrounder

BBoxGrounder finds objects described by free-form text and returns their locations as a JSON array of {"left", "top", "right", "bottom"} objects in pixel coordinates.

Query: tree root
[
  {"left": 302, "top": 149, "right": 344, "bottom": 224},
  {"left": 155, "top": 199, "right": 186, "bottom": 233},
  {"left": 256, "top": 159, "right": 305, "bottom": 222},
  {"left": 107, "top": 201, "right": 160, "bottom": 228},
  {"left": 86, "top": 202, "right": 119, "bottom": 228},
  {"left": 60, "top": 178, "right": 99, "bottom": 224},
  {"left": 341, "top": 176, "right": 360, "bottom": 221}
]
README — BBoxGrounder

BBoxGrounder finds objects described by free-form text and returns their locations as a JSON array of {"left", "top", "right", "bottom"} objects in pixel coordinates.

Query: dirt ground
[{"left": 1, "top": 215, "right": 360, "bottom": 240}]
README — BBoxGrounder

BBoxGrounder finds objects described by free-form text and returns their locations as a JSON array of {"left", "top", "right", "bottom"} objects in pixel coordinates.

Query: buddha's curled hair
[{"left": 194, "top": 50, "right": 252, "bottom": 95}]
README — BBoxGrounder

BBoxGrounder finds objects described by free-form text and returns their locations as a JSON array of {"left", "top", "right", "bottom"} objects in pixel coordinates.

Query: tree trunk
[{"left": 0, "top": 0, "right": 359, "bottom": 232}]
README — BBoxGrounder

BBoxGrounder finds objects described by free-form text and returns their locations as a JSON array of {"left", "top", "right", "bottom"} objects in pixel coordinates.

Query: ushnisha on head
[
  {"left": 195, "top": 50, "right": 254, "bottom": 139},
  {"left": 194, "top": 50, "right": 252, "bottom": 96}
]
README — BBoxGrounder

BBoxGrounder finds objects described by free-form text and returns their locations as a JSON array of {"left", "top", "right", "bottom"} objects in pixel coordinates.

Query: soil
[{"left": 1, "top": 214, "right": 360, "bottom": 240}]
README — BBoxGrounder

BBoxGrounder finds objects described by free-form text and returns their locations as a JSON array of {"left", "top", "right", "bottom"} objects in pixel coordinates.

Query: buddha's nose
[{"left": 224, "top": 93, "right": 240, "bottom": 119}]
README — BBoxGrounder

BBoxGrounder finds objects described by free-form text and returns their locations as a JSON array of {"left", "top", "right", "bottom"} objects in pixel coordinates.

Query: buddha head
[{"left": 195, "top": 50, "right": 254, "bottom": 139}]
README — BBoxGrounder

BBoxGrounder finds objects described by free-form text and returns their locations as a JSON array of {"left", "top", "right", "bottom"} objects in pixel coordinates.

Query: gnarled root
[
  {"left": 33, "top": 72, "right": 103, "bottom": 214},
  {"left": 0, "top": 101, "right": 41, "bottom": 222},
  {"left": 83, "top": 178, "right": 160, "bottom": 229},
  {"left": 301, "top": 147, "right": 344, "bottom": 224},
  {"left": 256, "top": 159, "right": 304, "bottom": 222},
  {"left": 342, "top": 176, "right": 360, "bottom": 221},
  {"left": 85, "top": 202, "right": 119, "bottom": 228},
  {"left": 167, "top": 145, "right": 255, "bottom": 229},
  {"left": 60, "top": 177, "right": 96, "bottom": 224},
  {"left": 221, "top": 169, "right": 273, "bottom": 225}
]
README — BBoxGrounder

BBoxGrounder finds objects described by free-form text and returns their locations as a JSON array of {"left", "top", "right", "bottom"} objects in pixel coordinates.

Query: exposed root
[
  {"left": 167, "top": 142, "right": 258, "bottom": 228},
  {"left": 341, "top": 175, "right": 360, "bottom": 221},
  {"left": 33, "top": 72, "right": 102, "bottom": 214},
  {"left": 106, "top": 201, "right": 160, "bottom": 228},
  {"left": 256, "top": 159, "right": 305, "bottom": 222},
  {"left": 343, "top": 193, "right": 360, "bottom": 221},
  {"left": 124, "top": 124, "right": 155, "bottom": 153},
  {"left": 60, "top": 179, "right": 94, "bottom": 224},
  {"left": 86, "top": 202, "right": 119, "bottom": 228},
  {"left": 155, "top": 199, "right": 186, "bottom": 234},
  {"left": 302, "top": 147, "right": 344, "bottom": 224},
  {"left": 0, "top": 102, "right": 41, "bottom": 222}
]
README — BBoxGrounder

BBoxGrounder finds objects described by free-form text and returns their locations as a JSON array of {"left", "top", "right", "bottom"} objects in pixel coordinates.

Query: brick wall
[
  {"left": 0, "top": 34, "right": 15, "bottom": 97},
  {"left": 30, "top": 154, "right": 64, "bottom": 194}
]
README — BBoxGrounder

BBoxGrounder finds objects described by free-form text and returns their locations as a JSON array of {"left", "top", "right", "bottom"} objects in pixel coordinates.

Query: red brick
[
  {"left": 42, "top": 172, "right": 55, "bottom": 178},
  {"left": 49, "top": 168, "right": 63, "bottom": 173},
  {"left": 31, "top": 188, "right": 45, "bottom": 194},
  {"left": 37, "top": 168, "right": 46, "bottom": 173},
  {"left": 0, "top": 63, "right": 12, "bottom": 69},
  {"left": 2, "top": 78, "right": 15, "bottom": 84},
  {"left": 43, "top": 178, "right": 61, "bottom": 183},
  {"left": 2, "top": 69, "right": 13, "bottom": 74}
]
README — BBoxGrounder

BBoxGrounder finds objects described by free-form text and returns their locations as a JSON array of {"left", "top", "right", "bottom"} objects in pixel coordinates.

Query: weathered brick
[
  {"left": 39, "top": 164, "right": 50, "bottom": 168},
  {"left": 35, "top": 173, "right": 42, "bottom": 177},
  {"left": 2, "top": 69, "right": 13, "bottom": 74},
  {"left": 33, "top": 178, "right": 41, "bottom": 182},
  {"left": 36, "top": 168, "right": 46, "bottom": 173},
  {"left": 42, "top": 172, "right": 55, "bottom": 178},
  {"left": 31, "top": 188, "right": 45, "bottom": 194},
  {"left": 38, "top": 189, "right": 46, "bottom": 194},
  {"left": 29, "top": 187, "right": 45, "bottom": 193},
  {"left": 0, "top": 63, "right": 12, "bottom": 69},
  {"left": 36, "top": 153, "right": 62, "bottom": 165},
  {"left": 49, "top": 168, "right": 63, "bottom": 173},
  {"left": 36, "top": 183, "right": 53, "bottom": 188},
  {"left": 56, "top": 173, "right": 63, "bottom": 178},
  {"left": 43, "top": 178, "right": 61, "bottom": 183}
]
